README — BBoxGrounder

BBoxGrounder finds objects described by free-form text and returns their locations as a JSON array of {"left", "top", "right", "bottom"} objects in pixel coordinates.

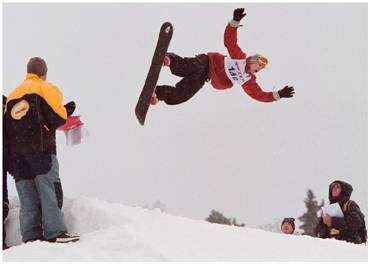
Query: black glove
[
  {"left": 64, "top": 101, "right": 76, "bottom": 116},
  {"left": 278, "top": 86, "right": 295, "bottom": 98},
  {"left": 233, "top": 8, "right": 246, "bottom": 22}
]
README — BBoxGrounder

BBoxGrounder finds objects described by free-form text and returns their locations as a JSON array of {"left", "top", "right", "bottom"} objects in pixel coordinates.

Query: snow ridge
[{"left": 3, "top": 196, "right": 367, "bottom": 261}]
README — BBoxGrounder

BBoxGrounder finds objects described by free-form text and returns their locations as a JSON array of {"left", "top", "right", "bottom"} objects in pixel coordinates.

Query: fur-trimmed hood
[{"left": 329, "top": 180, "right": 353, "bottom": 206}]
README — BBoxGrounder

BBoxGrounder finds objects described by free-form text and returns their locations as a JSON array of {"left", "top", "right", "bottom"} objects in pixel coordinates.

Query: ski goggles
[
  {"left": 249, "top": 54, "right": 269, "bottom": 66},
  {"left": 258, "top": 56, "right": 269, "bottom": 66}
]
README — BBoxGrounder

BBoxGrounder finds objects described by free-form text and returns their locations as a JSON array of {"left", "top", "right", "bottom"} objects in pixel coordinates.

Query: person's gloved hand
[
  {"left": 233, "top": 8, "right": 246, "bottom": 22},
  {"left": 64, "top": 101, "right": 76, "bottom": 116},
  {"left": 278, "top": 86, "right": 295, "bottom": 98},
  {"left": 322, "top": 214, "right": 332, "bottom": 226}
]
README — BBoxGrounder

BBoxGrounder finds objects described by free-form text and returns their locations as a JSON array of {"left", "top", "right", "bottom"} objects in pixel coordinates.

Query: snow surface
[{"left": 3, "top": 196, "right": 367, "bottom": 261}]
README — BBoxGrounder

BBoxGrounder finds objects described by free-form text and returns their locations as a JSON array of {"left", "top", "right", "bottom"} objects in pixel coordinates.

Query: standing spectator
[{"left": 4, "top": 57, "right": 79, "bottom": 243}]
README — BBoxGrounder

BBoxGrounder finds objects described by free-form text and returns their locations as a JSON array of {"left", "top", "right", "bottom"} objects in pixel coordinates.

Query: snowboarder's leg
[
  {"left": 33, "top": 155, "right": 66, "bottom": 241},
  {"left": 156, "top": 53, "right": 209, "bottom": 105},
  {"left": 156, "top": 74, "right": 207, "bottom": 105},
  {"left": 15, "top": 179, "right": 43, "bottom": 242},
  {"left": 167, "top": 53, "right": 208, "bottom": 78}
]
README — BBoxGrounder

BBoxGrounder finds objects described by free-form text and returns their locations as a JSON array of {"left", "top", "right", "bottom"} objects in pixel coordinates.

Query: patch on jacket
[
  {"left": 224, "top": 57, "right": 251, "bottom": 86},
  {"left": 11, "top": 100, "right": 30, "bottom": 120}
]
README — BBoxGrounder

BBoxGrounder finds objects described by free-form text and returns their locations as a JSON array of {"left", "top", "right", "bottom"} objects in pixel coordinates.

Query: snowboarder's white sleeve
[
  {"left": 273, "top": 91, "right": 281, "bottom": 101},
  {"left": 229, "top": 20, "right": 240, "bottom": 27}
]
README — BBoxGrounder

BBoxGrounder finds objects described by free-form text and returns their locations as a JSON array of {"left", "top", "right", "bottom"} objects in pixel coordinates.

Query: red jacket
[{"left": 207, "top": 22, "right": 277, "bottom": 103}]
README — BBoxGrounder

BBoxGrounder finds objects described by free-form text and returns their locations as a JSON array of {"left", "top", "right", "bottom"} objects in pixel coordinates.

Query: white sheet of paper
[
  {"left": 64, "top": 125, "right": 89, "bottom": 146},
  {"left": 321, "top": 203, "right": 344, "bottom": 218}
]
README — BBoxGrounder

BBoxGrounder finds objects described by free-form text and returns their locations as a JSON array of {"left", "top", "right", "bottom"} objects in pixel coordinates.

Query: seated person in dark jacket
[{"left": 314, "top": 180, "right": 367, "bottom": 244}]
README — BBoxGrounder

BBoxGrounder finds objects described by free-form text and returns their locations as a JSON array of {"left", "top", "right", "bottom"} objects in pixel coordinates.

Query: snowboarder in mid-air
[{"left": 151, "top": 8, "right": 295, "bottom": 106}]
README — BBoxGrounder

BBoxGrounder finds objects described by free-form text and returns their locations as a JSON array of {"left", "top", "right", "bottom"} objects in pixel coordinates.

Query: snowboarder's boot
[
  {"left": 163, "top": 54, "right": 171, "bottom": 67},
  {"left": 151, "top": 87, "right": 161, "bottom": 106},
  {"left": 150, "top": 95, "right": 159, "bottom": 105}
]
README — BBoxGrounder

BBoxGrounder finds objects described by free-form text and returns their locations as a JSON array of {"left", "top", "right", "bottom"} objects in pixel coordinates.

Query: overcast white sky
[{"left": 3, "top": 3, "right": 367, "bottom": 228}]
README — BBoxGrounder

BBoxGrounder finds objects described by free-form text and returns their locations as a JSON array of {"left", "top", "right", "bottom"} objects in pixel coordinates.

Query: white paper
[
  {"left": 64, "top": 125, "right": 89, "bottom": 146},
  {"left": 321, "top": 203, "right": 344, "bottom": 218}
]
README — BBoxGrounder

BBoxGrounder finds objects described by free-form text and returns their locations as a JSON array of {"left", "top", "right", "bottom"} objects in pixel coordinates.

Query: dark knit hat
[
  {"left": 281, "top": 217, "right": 295, "bottom": 231},
  {"left": 27, "top": 57, "right": 48, "bottom": 77}
]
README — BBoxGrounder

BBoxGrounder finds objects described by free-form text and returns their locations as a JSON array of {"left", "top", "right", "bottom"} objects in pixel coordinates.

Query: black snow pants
[{"left": 156, "top": 53, "right": 209, "bottom": 105}]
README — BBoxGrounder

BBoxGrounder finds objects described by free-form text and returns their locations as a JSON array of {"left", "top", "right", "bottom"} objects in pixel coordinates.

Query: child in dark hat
[{"left": 281, "top": 217, "right": 295, "bottom": 235}]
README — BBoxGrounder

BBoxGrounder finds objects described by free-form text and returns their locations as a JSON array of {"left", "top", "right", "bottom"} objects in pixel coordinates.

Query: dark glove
[
  {"left": 64, "top": 101, "right": 76, "bottom": 116},
  {"left": 278, "top": 86, "right": 295, "bottom": 98},
  {"left": 233, "top": 8, "right": 246, "bottom": 22}
]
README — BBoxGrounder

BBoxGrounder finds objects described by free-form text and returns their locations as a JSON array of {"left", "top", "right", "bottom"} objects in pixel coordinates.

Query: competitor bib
[{"left": 224, "top": 57, "right": 251, "bottom": 85}]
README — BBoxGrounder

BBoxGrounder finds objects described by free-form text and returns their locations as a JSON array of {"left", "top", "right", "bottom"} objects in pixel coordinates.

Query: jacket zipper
[{"left": 35, "top": 96, "right": 44, "bottom": 152}]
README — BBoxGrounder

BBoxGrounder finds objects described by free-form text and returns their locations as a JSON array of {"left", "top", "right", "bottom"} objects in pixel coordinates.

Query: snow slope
[{"left": 3, "top": 196, "right": 367, "bottom": 261}]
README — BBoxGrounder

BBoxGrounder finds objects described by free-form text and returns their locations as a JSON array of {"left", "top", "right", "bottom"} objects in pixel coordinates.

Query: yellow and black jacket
[{"left": 4, "top": 74, "right": 67, "bottom": 157}]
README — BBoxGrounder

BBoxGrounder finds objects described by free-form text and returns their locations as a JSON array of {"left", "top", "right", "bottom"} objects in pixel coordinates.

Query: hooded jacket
[
  {"left": 314, "top": 180, "right": 366, "bottom": 244},
  {"left": 207, "top": 21, "right": 280, "bottom": 103}
]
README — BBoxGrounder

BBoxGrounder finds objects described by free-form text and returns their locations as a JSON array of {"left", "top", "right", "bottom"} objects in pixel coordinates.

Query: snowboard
[{"left": 135, "top": 22, "right": 173, "bottom": 125}]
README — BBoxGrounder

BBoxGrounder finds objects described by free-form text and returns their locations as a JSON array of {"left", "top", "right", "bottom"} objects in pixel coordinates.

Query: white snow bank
[{"left": 3, "top": 196, "right": 367, "bottom": 261}]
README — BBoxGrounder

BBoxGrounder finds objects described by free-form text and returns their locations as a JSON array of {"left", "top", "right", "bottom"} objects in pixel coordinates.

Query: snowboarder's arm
[
  {"left": 224, "top": 23, "right": 246, "bottom": 60},
  {"left": 242, "top": 81, "right": 295, "bottom": 103},
  {"left": 224, "top": 9, "right": 247, "bottom": 59},
  {"left": 242, "top": 80, "right": 279, "bottom": 103}
]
